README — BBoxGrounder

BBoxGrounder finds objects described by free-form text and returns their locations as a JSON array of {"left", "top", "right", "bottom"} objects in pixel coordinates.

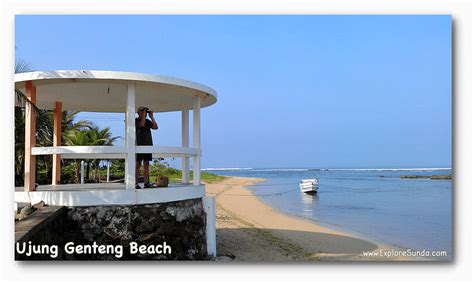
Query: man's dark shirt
[{"left": 135, "top": 117, "right": 153, "bottom": 145}]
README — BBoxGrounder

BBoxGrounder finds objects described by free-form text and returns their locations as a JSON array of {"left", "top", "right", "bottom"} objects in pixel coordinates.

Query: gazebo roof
[{"left": 14, "top": 70, "right": 218, "bottom": 113}]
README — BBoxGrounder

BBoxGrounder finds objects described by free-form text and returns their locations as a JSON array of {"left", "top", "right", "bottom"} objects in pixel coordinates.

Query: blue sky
[{"left": 15, "top": 15, "right": 452, "bottom": 169}]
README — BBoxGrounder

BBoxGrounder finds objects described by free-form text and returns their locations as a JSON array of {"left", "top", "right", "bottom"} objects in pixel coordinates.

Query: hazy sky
[{"left": 15, "top": 15, "right": 452, "bottom": 169}]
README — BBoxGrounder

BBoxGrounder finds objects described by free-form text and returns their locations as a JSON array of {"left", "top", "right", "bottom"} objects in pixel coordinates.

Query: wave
[
  {"left": 252, "top": 169, "right": 310, "bottom": 172},
  {"left": 202, "top": 167, "right": 252, "bottom": 171},
  {"left": 326, "top": 168, "right": 452, "bottom": 171}
]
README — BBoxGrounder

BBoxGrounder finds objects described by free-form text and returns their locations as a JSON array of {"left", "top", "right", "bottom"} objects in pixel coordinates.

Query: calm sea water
[{"left": 206, "top": 168, "right": 452, "bottom": 258}]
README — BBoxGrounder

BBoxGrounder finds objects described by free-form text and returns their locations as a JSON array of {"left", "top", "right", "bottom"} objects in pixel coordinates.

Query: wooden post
[
  {"left": 125, "top": 82, "right": 136, "bottom": 190},
  {"left": 193, "top": 95, "right": 201, "bottom": 185},
  {"left": 52, "top": 101, "right": 62, "bottom": 185},
  {"left": 24, "top": 81, "right": 36, "bottom": 192},
  {"left": 182, "top": 110, "right": 190, "bottom": 183}
]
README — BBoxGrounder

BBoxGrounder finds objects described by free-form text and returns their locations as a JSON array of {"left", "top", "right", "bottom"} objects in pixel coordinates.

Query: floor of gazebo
[
  {"left": 14, "top": 182, "right": 205, "bottom": 207},
  {"left": 14, "top": 182, "right": 196, "bottom": 192}
]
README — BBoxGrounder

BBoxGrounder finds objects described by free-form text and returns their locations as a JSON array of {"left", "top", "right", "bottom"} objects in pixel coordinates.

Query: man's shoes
[
  {"left": 144, "top": 182, "right": 158, "bottom": 188},
  {"left": 135, "top": 183, "right": 142, "bottom": 190}
]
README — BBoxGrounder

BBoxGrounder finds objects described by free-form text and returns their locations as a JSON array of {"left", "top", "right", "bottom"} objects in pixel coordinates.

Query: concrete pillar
[
  {"left": 193, "top": 95, "right": 201, "bottom": 185},
  {"left": 52, "top": 101, "right": 62, "bottom": 185},
  {"left": 106, "top": 160, "right": 110, "bottom": 183},
  {"left": 182, "top": 110, "right": 190, "bottom": 183},
  {"left": 24, "top": 81, "right": 36, "bottom": 192},
  {"left": 125, "top": 82, "right": 136, "bottom": 190},
  {"left": 203, "top": 197, "right": 216, "bottom": 258},
  {"left": 80, "top": 160, "right": 85, "bottom": 184}
]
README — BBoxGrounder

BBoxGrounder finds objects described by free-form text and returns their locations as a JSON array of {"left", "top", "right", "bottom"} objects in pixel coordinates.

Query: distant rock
[
  {"left": 401, "top": 175, "right": 429, "bottom": 179},
  {"left": 430, "top": 174, "right": 452, "bottom": 180},
  {"left": 401, "top": 174, "right": 451, "bottom": 180}
]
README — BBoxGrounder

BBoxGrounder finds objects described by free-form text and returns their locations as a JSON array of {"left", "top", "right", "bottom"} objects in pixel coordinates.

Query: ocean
[{"left": 205, "top": 168, "right": 452, "bottom": 259}]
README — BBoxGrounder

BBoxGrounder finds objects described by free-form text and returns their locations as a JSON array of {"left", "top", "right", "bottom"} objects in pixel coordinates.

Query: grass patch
[{"left": 148, "top": 164, "right": 227, "bottom": 184}]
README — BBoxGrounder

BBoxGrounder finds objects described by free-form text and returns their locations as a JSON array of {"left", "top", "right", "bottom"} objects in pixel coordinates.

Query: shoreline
[{"left": 206, "top": 176, "right": 426, "bottom": 261}]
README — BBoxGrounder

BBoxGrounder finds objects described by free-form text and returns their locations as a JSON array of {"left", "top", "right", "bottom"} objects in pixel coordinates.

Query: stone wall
[{"left": 15, "top": 198, "right": 209, "bottom": 260}]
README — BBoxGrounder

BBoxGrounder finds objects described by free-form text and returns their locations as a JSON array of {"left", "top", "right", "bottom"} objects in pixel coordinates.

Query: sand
[{"left": 205, "top": 176, "right": 411, "bottom": 262}]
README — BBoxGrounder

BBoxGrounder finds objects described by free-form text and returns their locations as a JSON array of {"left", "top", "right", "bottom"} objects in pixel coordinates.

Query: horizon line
[{"left": 202, "top": 167, "right": 452, "bottom": 171}]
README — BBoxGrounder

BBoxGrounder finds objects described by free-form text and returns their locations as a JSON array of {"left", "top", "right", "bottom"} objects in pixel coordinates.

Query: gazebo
[
  {"left": 14, "top": 70, "right": 218, "bottom": 258},
  {"left": 14, "top": 70, "right": 218, "bottom": 207}
]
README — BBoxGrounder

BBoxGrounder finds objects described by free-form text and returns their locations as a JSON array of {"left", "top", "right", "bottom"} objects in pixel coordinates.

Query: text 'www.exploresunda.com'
[{"left": 362, "top": 248, "right": 448, "bottom": 258}]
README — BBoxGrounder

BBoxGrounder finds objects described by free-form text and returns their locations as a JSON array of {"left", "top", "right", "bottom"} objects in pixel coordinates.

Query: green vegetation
[
  {"left": 58, "top": 160, "right": 226, "bottom": 185},
  {"left": 15, "top": 59, "right": 119, "bottom": 185},
  {"left": 144, "top": 162, "right": 226, "bottom": 184},
  {"left": 63, "top": 126, "right": 119, "bottom": 183}
]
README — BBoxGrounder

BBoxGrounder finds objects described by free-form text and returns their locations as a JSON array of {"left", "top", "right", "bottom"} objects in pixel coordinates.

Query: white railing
[
  {"left": 32, "top": 145, "right": 199, "bottom": 187},
  {"left": 31, "top": 145, "right": 200, "bottom": 159}
]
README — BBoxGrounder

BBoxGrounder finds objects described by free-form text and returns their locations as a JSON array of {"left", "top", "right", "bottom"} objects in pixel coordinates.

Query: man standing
[{"left": 135, "top": 106, "right": 158, "bottom": 189}]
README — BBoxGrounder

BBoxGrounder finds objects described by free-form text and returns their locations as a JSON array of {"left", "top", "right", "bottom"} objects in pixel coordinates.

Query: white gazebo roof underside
[{"left": 14, "top": 70, "right": 218, "bottom": 113}]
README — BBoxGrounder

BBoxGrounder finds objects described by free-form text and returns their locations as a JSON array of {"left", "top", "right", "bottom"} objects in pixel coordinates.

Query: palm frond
[
  {"left": 15, "top": 58, "right": 33, "bottom": 74},
  {"left": 14, "top": 59, "right": 43, "bottom": 114}
]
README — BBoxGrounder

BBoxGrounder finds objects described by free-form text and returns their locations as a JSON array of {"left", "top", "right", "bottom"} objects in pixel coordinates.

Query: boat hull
[{"left": 299, "top": 179, "right": 318, "bottom": 194}]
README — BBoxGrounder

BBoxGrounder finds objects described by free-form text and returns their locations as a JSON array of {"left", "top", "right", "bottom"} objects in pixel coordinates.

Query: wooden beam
[
  {"left": 24, "top": 81, "right": 36, "bottom": 192},
  {"left": 52, "top": 101, "right": 62, "bottom": 185}
]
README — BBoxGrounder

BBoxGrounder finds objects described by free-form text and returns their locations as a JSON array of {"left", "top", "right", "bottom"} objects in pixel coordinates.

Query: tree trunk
[{"left": 73, "top": 160, "right": 80, "bottom": 184}]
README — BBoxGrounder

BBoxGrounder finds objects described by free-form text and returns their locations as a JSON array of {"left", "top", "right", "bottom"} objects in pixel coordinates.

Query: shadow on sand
[{"left": 217, "top": 227, "right": 379, "bottom": 261}]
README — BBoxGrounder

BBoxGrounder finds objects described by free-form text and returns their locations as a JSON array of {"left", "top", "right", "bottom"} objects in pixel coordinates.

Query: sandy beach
[{"left": 206, "top": 176, "right": 412, "bottom": 261}]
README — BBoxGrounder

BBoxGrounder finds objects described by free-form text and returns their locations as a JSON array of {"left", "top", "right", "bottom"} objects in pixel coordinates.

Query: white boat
[{"left": 299, "top": 178, "right": 318, "bottom": 194}]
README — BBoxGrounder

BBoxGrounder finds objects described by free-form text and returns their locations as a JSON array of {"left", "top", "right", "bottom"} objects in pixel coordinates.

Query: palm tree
[
  {"left": 14, "top": 58, "right": 119, "bottom": 185},
  {"left": 15, "top": 59, "right": 56, "bottom": 184},
  {"left": 87, "top": 126, "right": 119, "bottom": 182},
  {"left": 64, "top": 130, "right": 92, "bottom": 183},
  {"left": 37, "top": 111, "right": 93, "bottom": 182},
  {"left": 14, "top": 58, "right": 35, "bottom": 108},
  {"left": 14, "top": 106, "right": 25, "bottom": 185},
  {"left": 64, "top": 126, "right": 119, "bottom": 183}
]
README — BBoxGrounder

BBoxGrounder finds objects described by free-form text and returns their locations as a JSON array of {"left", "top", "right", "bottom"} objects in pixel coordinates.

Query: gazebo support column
[
  {"left": 52, "top": 101, "right": 62, "bottom": 185},
  {"left": 181, "top": 110, "right": 190, "bottom": 183},
  {"left": 125, "top": 82, "right": 136, "bottom": 190},
  {"left": 24, "top": 81, "right": 36, "bottom": 192},
  {"left": 193, "top": 96, "right": 201, "bottom": 185},
  {"left": 106, "top": 160, "right": 110, "bottom": 183},
  {"left": 80, "top": 160, "right": 85, "bottom": 184}
]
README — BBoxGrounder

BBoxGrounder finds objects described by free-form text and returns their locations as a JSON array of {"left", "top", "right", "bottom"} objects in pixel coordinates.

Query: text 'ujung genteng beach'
[{"left": 16, "top": 241, "right": 172, "bottom": 259}]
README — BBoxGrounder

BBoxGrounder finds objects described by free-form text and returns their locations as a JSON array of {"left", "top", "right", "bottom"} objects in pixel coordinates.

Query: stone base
[{"left": 15, "top": 198, "right": 210, "bottom": 260}]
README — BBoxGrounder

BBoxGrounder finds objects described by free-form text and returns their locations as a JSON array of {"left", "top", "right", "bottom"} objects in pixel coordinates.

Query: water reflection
[{"left": 300, "top": 192, "right": 319, "bottom": 218}]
